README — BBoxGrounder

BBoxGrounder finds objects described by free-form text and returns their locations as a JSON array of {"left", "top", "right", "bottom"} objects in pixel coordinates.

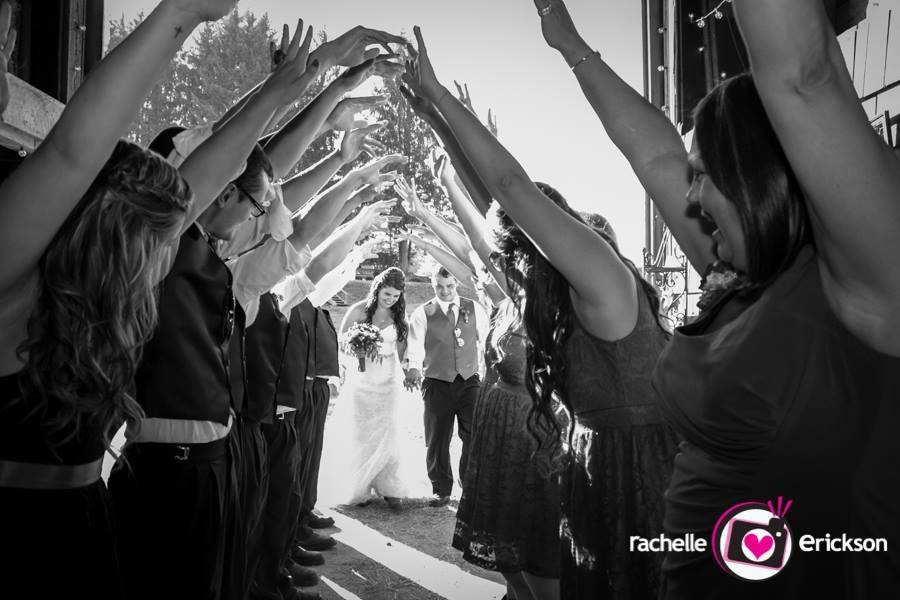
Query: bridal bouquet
[{"left": 342, "top": 323, "right": 384, "bottom": 372}]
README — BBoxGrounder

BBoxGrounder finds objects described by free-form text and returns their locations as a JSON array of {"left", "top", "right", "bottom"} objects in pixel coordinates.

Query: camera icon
[
  {"left": 726, "top": 517, "right": 789, "bottom": 568},
  {"left": 712, "top": 501, "right": 794, "bottom": 581}
]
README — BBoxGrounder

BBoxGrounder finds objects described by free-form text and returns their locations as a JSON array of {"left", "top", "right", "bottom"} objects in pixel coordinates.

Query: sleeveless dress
[
  {"left": 452, "top": 310, "right": 561, "bottom": 578},
  {"left": 562, "top": 276, "right": 679, "bottom": 599},
  {"left": 653, "top": 246, "right": 900, "bottom": 599},
  {"left": 320, "top": 323, "right": 408, "bottom": 504},
  {"left": 0, "top": 371, "right": 122, "bottom": 599}
]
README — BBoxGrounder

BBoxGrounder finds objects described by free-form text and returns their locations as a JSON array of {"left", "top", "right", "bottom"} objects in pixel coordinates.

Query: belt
[
  {"left": 0, "top": 458, "right": 103, "bottom": 490},
  {"left": 127, "top": 437, "right": 228, "bottom": 462}
]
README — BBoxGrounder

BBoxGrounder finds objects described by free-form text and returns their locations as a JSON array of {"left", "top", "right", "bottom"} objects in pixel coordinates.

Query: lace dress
[
  {"left": 320, "top": 324, "right": 408, "bottom": 504},
  {"left": 452, "top": 315, "right": 561, "bottom": 578},
  {"left": 562, "top": 275, "right": 679, "bottom": 599}
]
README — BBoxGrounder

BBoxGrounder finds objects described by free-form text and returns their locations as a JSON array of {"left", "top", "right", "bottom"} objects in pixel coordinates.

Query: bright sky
[{"left": 106, "top": 0, "right": 648, "bottom": 262}]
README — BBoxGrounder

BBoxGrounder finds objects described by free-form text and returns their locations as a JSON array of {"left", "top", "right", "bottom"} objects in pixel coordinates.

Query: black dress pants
[
  {"left": 252, "top": 416, "right": 301, "bottom": 600},
  {"left": 297, "top": 378, "right": 329, "bottom": 520},
  {"left": 422, "top": 374, "right": 480, "bottom": 497},
  {"left": 109, "top": 437, "right": 229, "bottom": 600}
]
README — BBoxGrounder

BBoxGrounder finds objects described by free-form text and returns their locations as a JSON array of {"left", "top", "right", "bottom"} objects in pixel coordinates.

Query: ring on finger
[{"left": 538, "top": 4, "right": 553, "bottom": 16}]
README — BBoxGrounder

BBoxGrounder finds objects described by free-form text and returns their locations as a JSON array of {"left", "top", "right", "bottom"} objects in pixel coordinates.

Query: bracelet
[{"left": 570, "top": 50, "right": 600, "bottom": 71}]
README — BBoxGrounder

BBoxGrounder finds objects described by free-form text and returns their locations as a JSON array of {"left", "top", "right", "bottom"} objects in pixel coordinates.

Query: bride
[{"left": 325, "top": 267, "right": 410, "bottom": 511}]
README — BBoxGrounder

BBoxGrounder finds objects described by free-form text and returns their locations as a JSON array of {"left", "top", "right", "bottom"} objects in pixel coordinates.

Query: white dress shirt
[
  {"left": 226, "top": 240, "right": 312, "bottom": 326},
  {"left": 406, "top": 296, "right": 490, "bottom": 375}
]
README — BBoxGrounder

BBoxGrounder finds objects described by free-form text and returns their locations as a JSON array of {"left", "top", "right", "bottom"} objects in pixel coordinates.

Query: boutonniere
[
  {"left": 459, "top": 307, "right": 470, "bottom": 324},
  {"left": 698, "top": 261, "right": 749, "bottom": 312}
]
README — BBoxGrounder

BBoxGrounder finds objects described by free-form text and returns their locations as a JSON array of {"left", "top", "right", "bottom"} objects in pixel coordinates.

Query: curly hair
[
  {"left": 363, "top": 267, "right": 409, "bottom": 342},
  {"left": 491, "top": 184, "right": 666, "bottom": 454},
  {"left": 17, "top": 140, "right": 192, "bottom": 452}
]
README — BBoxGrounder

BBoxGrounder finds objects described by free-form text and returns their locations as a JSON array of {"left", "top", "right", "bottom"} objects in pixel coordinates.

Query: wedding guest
[
  {"left": 108, "top": 22, "right": 319, "bottom": 600},
  {"left": 533, "top": 0, "right": 900, "bottom": 596},
  {"left": 404, "top": 27, "right": 678, "bottom": 598},
  {"left": 452, "top": 204, "right": 563, "bottom": 600},
  {"left": 0, "top": 1, "right": 235, "bottom": 597}
]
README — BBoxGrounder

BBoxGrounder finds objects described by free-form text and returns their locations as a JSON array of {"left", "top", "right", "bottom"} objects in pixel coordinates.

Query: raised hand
[
  {"left": 373, "top": 55, "right": 406, "bottom": 81},
  {"left": 405, "top": 26, "right": 443, "bottom": 100},
  {"left": 532, "top": 0, "right": 590, "bottom": 63},
  {"left": 339, "top": 121, "right": 387, "bottom": 163},
  {"left": 172, "top": 0, "right": 238, "bottom": 21},
  {"left": 313, "top": 25, "right": 406, "bottom": 69},
  {"left": 337, "top": 58, "right": 378, "bottom": 94},
  {"left": 261, "top": 20, "right": 319, "bottom": 105},
  {"left": 329, "top": 95, "right": 387, "bottom": 132},
  {"left": 356, "top": 154, "right": 408, "bottom": 182},
  {"left": 394, "top": 176, "right": 426, "bottom": 218},
  {"left": 454, "top": 81, "right": 475, "bottom": 114},
  {"left": 269, "top": 23, "right": 290, "bottom": 72},
  {"left": 0, "top": 1, "right": 16, "bottom": 119}
]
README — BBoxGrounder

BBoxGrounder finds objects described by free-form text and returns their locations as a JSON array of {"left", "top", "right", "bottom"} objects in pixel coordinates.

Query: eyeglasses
[{"left": 234, "top": 181, "right": 267, "bottom": 218}]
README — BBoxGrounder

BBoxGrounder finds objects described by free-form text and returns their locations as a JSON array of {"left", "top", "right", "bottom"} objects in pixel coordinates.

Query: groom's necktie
[{"left": 447, "top": 303, "right": 457, "bottom": 326}]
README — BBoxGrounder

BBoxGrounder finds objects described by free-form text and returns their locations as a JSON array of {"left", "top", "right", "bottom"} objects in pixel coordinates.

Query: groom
[{"left": 405, "top": 267, "right": 489, "bottom": 507}]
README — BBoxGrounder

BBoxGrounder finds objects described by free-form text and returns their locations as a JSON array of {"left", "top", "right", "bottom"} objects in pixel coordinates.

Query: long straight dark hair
[{"left": 694, "top": 74, "right": 812, "bottom": 294}]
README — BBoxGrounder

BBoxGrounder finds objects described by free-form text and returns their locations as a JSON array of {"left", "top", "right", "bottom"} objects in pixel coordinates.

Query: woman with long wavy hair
[
  {"left": 534, "top": 0, "right": 900, "bottom": 597},
  {"left": 321, "top": 267, "right": 411, "bottom": 510},
  {"left": 0, "top": 1, "right": 235, "bottom": 597},
  {"left": 451, "top": 202, "right": 564, "bottom": 600},
  {"left": 403, "top": 28, "right": 680, "bottom": 599}
]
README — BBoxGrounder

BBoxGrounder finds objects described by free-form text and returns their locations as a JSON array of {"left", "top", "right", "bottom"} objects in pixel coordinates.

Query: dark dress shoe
[
  {"left": 296, "top": 529, "right": 337, "bottom": 551},
  {"left": 288, "top": 563, "right": 320, "bottom": 588},
  {"left": 306, "top": 514, "right": 335, "bottom": 529},
  {"left": 291, "top": 547, "right": 325, "bottom": 566},
  {"left": 428, "top": 494, "right": 450, "bottom": 507}
]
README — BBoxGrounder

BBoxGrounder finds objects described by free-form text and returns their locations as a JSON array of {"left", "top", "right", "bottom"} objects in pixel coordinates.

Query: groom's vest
[{"left": 423, "top": 297, "right": 479, "bottom": 383}]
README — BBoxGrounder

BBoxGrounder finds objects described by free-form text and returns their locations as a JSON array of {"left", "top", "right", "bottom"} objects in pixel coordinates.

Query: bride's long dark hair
[
  {"left": 362, "top": 267, "right": 409, "bottom": 342},
  {"left": 493, "top": 184, "right": 664, "bottom": 452}
]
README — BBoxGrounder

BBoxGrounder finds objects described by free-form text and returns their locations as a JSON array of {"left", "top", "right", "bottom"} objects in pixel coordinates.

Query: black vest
[
  {"left": 244, "top": 293, "right": 289, "bottom": 424},
  {"left": 314, "top": 308, "right": 340, "bottom": 378},
  {"left": 135, "top": 225, "right": 234, "bottom": 425},
  {"left": 227, "top": 303, "right": 247, "bottom": 415},
  {"left": 275, "top": 303, "right": 311, "bottom": 410},
  {"left": 298, "top": 299, "right": 318, "bottom": 378}
]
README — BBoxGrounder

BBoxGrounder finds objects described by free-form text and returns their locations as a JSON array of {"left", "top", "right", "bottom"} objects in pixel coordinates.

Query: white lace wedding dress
[{"left": 320, "top": 323, "right": 409, "bottom": 505}]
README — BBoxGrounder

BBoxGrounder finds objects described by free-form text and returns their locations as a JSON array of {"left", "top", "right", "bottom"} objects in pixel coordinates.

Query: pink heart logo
[{"left": 743, "top": 532, "right": 774, "bottom": 560}]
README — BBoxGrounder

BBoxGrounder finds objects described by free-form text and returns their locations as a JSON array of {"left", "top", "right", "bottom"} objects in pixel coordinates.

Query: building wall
[{"left": 838, "top": 0, "right": 900, "bottom": 149}]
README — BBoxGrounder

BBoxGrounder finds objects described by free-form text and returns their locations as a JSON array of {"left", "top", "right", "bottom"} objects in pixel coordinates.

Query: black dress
[
  {"left": 0, "top": 370, "right": 122, "bottom": 599},
  {"left": 452, "top": 307, "right": 562, "bottom": 578},
  {"left": 561, "top": 276, "right": 679, "bottom": 599},
  {"left": 653, "top": 246, "right": 900, "bottom": 598}
]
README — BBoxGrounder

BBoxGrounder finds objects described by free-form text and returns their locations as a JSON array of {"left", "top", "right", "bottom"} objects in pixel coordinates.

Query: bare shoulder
[{"left": 339, "top": 301, "right": 367, "bottom": 332}]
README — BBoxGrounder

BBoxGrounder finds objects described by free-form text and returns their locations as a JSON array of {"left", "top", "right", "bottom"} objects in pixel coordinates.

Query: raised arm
[
  {"left": 0, "top": 0, "right": 235, "bottom": 291},
  {"left": 0, "top": 2, "right": 14, "bottom": 119},
  {"left": 263, "top": 57, "right": 377, "bottom": 179},
  {"left": 532, "top": 0, "right": 713, "bottom": 273},
  {"left": 306, "top": 175, "right": 394, "bottom": 249},
  {"left": 279, "top": 121, "right": 389, "bottom": 213},
  {"left": 306, "top": 198, "right": 393, "bottom": 283},
  {"left": 404, "top": 233, "right": 477, "bottom": 289},
  {"left": 734, "top": 0, "right": 900, "bottom": 354},
  {"left": 178, "top": 22, "right": 317, "bottom": 232},
  {"left": 395, "top": 176, "right": 475, "bottom": 270},
  {"left": 409, "top": 26, "right": 638, "bottom": 340},
  {"left": 435, "top": 154, "right": 506, "bottom": 290},
  {"left": 399, "top": 83, "right": 492, "bottom": 214},
  {"left": 288, "top": 151, "right": 405, "bottom": 249}
]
